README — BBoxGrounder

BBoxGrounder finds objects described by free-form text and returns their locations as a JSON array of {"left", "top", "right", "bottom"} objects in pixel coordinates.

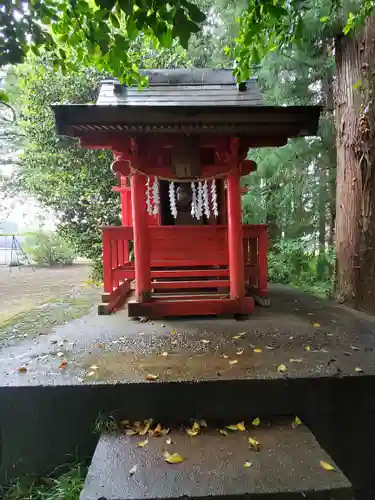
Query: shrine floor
[
  {"left": 2, "top": 284, "right": 375, "bottom": 497},
  {"left": 1, "top": 283, "right": 375, "bottom": 386}
]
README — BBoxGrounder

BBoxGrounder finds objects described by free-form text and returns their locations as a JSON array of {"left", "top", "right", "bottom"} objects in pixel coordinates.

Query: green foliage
[
  {"left": 11, "top": 57, "right": 120, "bottom": 272},
  {"left": 1, "top": 462, "right": 87, "bottom": 500},
  {"left": 25, "top": 231, "right": 76, "bottom": 266},
  {"left": 268, "top": 239, "right": 335, "bottom": 297}
]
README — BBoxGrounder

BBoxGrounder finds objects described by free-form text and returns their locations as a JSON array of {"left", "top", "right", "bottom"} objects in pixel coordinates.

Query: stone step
[{"left": 80, "top": 420, "right": 352, "bottom": 500}]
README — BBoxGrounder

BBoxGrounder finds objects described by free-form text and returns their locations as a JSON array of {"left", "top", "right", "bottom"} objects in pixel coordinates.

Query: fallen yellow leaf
[
  {"left": 58, "top": 361, "right": 68, "bottom": 369},
  {"left": 252, "top": 417, "right": 260, "bottom": 427},
  {"left": 244, "top": 461, "right": 252, "bottom": 468},
  {"left": 320, "top": 460, "right": 335, "bottom": 471},
  {"left": 253, "top": 348, "right": 263, "bottom": 353},
  {"left": 164, "top": 451, "right": 184, "bottom": 464},
  {"left": 18, "top": 366, "right": 27, "bottom": 373},
  {"left": 278, "top": 364, "right": 287, "bottom": 373},
  {"left": 219, "top": 429, "right": 229, "bottom": 436},
  {"left": 355, "top": 367, "right": 364, "bottom": 373},
  {"left": 171, "top": 329, "right": 177, "bottom": 335},
  {"left": 292, "top": 416, "right": 302, "bottom": 428},
  {"left": 305, "top": 346, "right": 311, "bottom": 351},
  {"left": 313, "top": 322, "right": 320, "bottom": 328},
  {"left": 229, "top": 359, "right": 238, "bottom": 365},
  {"left": 138, "top": 439, "right": 148, "bottom": 447},
  {"left": 236, "top": 421, "right": 246, "bottom": 431},
  {"left": 289, "top": 358, "right": 303, "bottom": 363},
  {"left": 232, "top": 335, "right": 241, "bottom": 340},
  {"left": 236, "top": 350, "right": 244, "bottom": 355},
  {"left": 138, "top": 421, "right": 151, "bottom": 436},
  {"left": 249, "top": 437, "right": 261, "bottom": 451},
  {"left": 186, "top": 421, "right": 200, "bottom": 436},
  {"left": 226, "top": 424, "right": 238, "bottom": 431},
  {"left": 161, "top": 352, "right": 168, "bottom": 357},
  {"left": 146, "top": 374, "right": 159, "bottom": 381}
]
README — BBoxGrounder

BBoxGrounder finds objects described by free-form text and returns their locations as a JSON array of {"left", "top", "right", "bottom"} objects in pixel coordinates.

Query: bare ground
[{"left": 0, "top": 264, "right": 94, "bottom": 323}]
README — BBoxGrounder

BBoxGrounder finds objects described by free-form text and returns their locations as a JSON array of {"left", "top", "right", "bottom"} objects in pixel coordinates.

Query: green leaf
[
  {"left": 183, "top": 0, "right": 206, "bottom": 24},
  {"left": 353, "top": 79, "right": 361, "bottom": 90},
  {"left": 95, "top": 0, "right": 115, "bottom": 9},
  {"left": 320, "top": 16, "right": 328, "bottom": 23},
  {"left": 110, "top": 12, "right": 120, "bottom": 29},
  {"left": 0, "top": 90, "right": 9, "bottom": 103}
]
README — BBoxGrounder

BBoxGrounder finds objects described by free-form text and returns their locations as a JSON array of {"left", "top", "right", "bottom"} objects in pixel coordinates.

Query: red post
[
  {"left": 131, "top": 171, "right": 151, "bottom": 302},
  {"left": 258, "top": 227, "right": 268, "bottom": 296},
  {"left": 227, "top": 168, "right": 245, "bottom": 301},
  {"left": 102, "top": 230, "right": 112, "bottom": 293}
]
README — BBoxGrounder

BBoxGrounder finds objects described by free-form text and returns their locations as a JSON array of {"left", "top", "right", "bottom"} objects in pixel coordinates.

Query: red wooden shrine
[{"left": 53, "top": 69, "right": 320, "bottom": 318}]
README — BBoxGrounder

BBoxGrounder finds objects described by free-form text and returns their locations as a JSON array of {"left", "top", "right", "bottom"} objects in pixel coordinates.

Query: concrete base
[{"left": 81, "top": 422, "right": 352, "bottom": 500}]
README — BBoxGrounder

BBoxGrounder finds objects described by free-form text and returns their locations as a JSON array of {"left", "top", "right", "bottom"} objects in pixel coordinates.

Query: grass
[
  {"left": 0, "top": 288, "right": 98, "bottom": 343},
  {"left": 1, "top": 462, "right": 87, "bottom": 500}
]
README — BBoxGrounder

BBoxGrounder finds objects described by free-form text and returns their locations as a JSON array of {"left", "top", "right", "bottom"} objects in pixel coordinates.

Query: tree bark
[
  {"left": 335, "top": 15, "right": 375, "bottom": 312},
  {"left": 317, "top": 161, "right": 327, "bottom": 280}
]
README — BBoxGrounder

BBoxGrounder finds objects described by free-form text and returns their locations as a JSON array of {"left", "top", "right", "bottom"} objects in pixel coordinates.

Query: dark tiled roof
[{"left": 97, "top": 69, "right": 264, "bottom": 107}]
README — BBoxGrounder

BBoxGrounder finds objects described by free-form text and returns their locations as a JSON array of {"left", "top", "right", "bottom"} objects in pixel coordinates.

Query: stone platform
[{"left": 1, "top": 285, "right": 375, "bottom": 497}]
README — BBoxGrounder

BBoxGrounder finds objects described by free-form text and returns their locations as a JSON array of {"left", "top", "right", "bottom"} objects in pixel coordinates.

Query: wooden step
[
  {"left": 151, "top": 280, "right": 230, "bottom": 290},
  {"left": 80, "top": 421, "right": 352, "bottom": 500}
]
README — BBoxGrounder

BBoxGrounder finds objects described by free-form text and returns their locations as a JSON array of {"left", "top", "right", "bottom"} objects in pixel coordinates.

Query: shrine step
[
  {"left": 80, "top": 421, "right": 352, "bottom": 500},
  {"left": 151, "top": 279, "right": 230, "bottom": 290},
  {"left": 128, "top": 297, "right": 254, "bottom": 317}
]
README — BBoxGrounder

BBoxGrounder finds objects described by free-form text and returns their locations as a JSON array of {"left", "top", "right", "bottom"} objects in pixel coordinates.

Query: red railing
[{"left": 102, "top": 224, "right": 268, "bottom": 296}]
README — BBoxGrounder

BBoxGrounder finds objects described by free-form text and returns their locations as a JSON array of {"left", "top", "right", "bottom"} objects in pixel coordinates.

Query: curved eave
[{"left": 52, "top": 104, "right": 322, "bottom": 140}]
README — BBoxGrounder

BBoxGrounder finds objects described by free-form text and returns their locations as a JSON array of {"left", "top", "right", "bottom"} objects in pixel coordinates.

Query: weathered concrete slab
[
  {"left": 1, "top": 285, "right": 375, "bottom": 387},
  {"left": 81, "top": 422, "right": 352, "bottom": 500}
]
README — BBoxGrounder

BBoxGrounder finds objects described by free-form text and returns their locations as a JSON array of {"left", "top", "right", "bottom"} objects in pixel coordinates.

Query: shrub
[{"left": 25, "top": 231, "right": 76, "bottom": 266}]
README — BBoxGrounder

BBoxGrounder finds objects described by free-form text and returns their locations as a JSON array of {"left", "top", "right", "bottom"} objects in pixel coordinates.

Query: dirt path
[{"left": 0, "top": 264, "right": 92, "bottom": 323}]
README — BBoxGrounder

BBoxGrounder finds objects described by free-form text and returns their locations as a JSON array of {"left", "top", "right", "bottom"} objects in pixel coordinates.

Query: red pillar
[
  {"left": 131, "top": 171, "right": 151, "bottom": 302},
  {"left": 227, "top": 168, "right": 245, "bottom": 301},
  {"left": 258, "top": 227, "right": 268, "bottom": 296}
]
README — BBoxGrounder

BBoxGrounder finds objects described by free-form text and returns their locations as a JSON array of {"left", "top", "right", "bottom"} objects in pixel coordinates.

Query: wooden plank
[
  {"left": 128, "top": 297, "right": 254, "bottom": 318},
  {"left": 151, "top": 280, "right": 230, "bottom": 290},
  {"left": 99, "top": 280, "right": 132, "bottom": 315},
  {"left": 150, "top": 268, "right": 229, "bottom": 278}
]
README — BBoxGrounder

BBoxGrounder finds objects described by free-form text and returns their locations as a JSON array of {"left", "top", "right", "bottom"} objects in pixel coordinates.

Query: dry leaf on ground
[
  {"left": 305, "top": 346, "right": 311, "bottom": 351},
  {"left": 355, "top": 367, "right": 364, "bottom": 373},
  {"left": 186, "top": 421, "right": 200, "bottom": 436},
  {"left": 164, "top": 451, "right": 184, "bottom": 464},
  {"left": 313, "top": 322, "right": 320, "bottom": 328},
  {"left": 152, "top": 423, "right": 162, "bottom": 436},
  {"left": 166, "top": 437, "right": 172, "bottom": 445},
  {"left": 226, "top": 424, "right": 239, "bottom": 431},
  {"left": 86, "top": 371, "right": 95, "bottom": 377},
  {"left": 223, "top": 354, "right": 229, "bottom": 359},
  {"left": 219, "top": 429, "right": 229, "bottom": 436},
  {"left": 90, "top": 365, "right": 99, "bottom": 371},
  {"left": 253, "top": 348, "right": 262, "bottom": 353},
  {"left": 58, "top": 361, "right": 68, "bottom": 369},
  {"left": 292, "top": 416, "right": 302, "bottom": 428},
  {"left": 244, "top": 461, "right": 252, "bottom": 468},
  {"left": 232, "top": 335, "right": 241, "bottom": 340},
  {"left": 138, "top": 439, "right": 148, "bottom": 448},
  {"left": 129, "top": 465, "right": 138, "bottom": 476},
  {"left": 349, "top": 345, "right": 360, "bottom": 351},
  {"left": 56, "top": 352, "right": 64, "bottom": 357},
  {"left": 249, "top": 437, "right": 262, "bottom": 451},
  {"left": 229, "top": 359, "right": 238, "bottom": 365},
  {"left": 320, "top": 460, "right": 335, "bottom": 471},
  {"left": 201, "top": 340, "right": 211, "bottom": 344},
  {"left": 18, "top": 366, "right": 27, "bottom": 373},
  {"left": 252, "top": 417, "right": 260, "bottom": 427},
  {"left": 265, "top": 345, "right": 275, "bottom": 350},
  {"left": 161, "top": 352, "right": 168, "bottom": 357},
  {"left": 236, "top": 421, "right": 246, "bottom": 431},
  {"left": 95, "top": 343, "right": 105, "bottom": 349},
  {"left": 278, "top": 364, "right": 287, "bottom": 373},
  {"left": 289, "top": 358, "right": 303, "bottom": 363},
  {"left": 146, "top": 374, "right": 159, "bottom": 381},
  {"left": 236, "top": 350, "right": 244, "bottom": 355}
]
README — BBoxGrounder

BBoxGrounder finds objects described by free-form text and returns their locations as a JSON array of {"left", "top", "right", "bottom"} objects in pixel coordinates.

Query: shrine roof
[{"left": 52, "top": 68, "right": 321, "bottom": 139}]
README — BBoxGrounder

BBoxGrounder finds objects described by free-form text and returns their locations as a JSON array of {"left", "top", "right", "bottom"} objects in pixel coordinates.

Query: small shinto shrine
[{"left": 53, "top": 69, "right": 320, "bottom": 318}]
